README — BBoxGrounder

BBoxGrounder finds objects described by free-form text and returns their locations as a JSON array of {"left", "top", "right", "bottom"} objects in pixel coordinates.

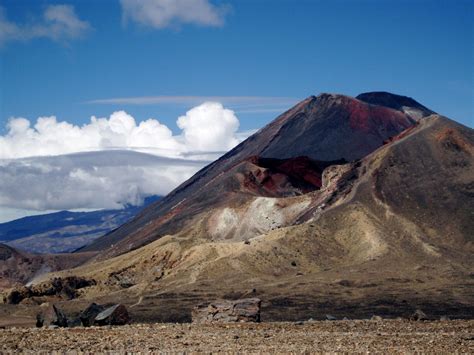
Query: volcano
[
  {"left": 3, "top": 91, "right": 473, "bottom": 322},
  {"left": 81, "top": 92, "right": 430, "bottom": 258}
]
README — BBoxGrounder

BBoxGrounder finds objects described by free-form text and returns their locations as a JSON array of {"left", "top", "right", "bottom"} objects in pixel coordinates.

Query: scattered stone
[
  {"left": 371, "top": 315, "right": 383, "bottom": 321},
  {"left": 0, "top": 321, "right": 472, "bottom": 352},
  {"left": 80, "top": 303, "right": 106, "bottom": 327},
  {"left": 343, "top": 317, "right": 350, "bottom": 321},
  {"left": 192, "top": 298, "right": 261, "bottom": 323},
  {"left": 410, "top": 309, "right": 427, "bottom": 321},
  {"left": 440, "top": 315, "right": 450, "bottom": 321},
  {"left": 94, "top": 304, "right": 130, "bottom": 326},
  {"left": 325, "top": 314, "right": 336, "bottom": 321}
]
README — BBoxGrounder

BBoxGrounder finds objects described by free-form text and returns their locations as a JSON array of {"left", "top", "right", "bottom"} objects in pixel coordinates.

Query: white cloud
[
  {"left": 120, "top": 0, "right": 228, "bottom": 29},
  {"left": 0, "top": 4, "right": 90, "bottom": 45},
  {"left": 177, "top": 102, "right": 239, "bottom": 151},
  {"left": 0, "top": 102, "right": 246, "bottom": 160},
  {"left": 0, "top": 151, "right": 207, "bottom": 212},
  {"left": 0, "top": 102, "right": 255, "bottom": 216}
]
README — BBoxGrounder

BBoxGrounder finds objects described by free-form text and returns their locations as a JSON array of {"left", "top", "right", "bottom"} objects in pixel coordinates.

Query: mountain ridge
[{"left": 0, "top": 196, "right": 161, "bottom": 254}]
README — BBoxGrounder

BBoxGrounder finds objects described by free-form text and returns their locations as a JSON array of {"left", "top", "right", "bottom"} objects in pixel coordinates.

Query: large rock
[
  {"left": 36, "top": 303, "right": 68, "bottom": 328},
  {"left": 80, "top": 303, "right": 105, "bottom": 327},
  {"left": 192, "top": 298, "right": 261, "bottom": 323},
  {"left": 94, "top": 304, "right": 130, "bottom": 326}
]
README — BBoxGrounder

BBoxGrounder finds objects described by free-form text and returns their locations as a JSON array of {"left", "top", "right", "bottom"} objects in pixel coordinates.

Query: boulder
[
  {"left": 94, "top": 304, "right": 130, "bottom": 326},
  {"left": 192, "top": 298, "right": 261, "bottom": 323},
  {"left": 36, "top": 303, "right": 68, "bottom": 328},
  {"left": 80, "top": 303, "right": 105, "bottom": 327},
  {"left": 410, "top": 309, "right": 428, "bottom": 321}
]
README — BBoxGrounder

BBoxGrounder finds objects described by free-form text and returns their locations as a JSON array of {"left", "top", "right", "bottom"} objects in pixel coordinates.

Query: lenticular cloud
[{"left": 0, "top": 102, "right": 242, "bottom": 160}]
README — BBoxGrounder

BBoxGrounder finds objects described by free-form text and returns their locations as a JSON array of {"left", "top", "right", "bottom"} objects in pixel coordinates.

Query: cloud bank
[
  {"left": 0, "top": 151, "right": 206, "bottom": 212},
  {"left": 0, "top": 5, "right": 90, "bottom": 45},
  {"left": 120, "top": 0, "right": 229, "bottom": 29},
  {"left": 0, "top": 102, "right": 241, "bottom": 160},
  {"left": 0, "top": 102, "right": 252, "bottom": 217}
]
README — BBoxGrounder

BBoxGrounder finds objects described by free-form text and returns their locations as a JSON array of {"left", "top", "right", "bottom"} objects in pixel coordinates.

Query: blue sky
[{"left": 1, "top": 0, "right": 473, "bottom": 133}]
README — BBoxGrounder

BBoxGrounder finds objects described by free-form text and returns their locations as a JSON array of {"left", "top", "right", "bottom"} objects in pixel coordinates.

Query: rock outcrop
[
  {"left": 5, "top": 276, "right": 96, "bottom": 304},
  {"left": 192, "top": 298, "right": 261, "bottom": 323}
]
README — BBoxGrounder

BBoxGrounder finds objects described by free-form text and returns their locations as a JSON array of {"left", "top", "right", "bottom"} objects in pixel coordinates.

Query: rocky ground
[{"left": 0, "top": 320, "right": 472, "bottom": 353}]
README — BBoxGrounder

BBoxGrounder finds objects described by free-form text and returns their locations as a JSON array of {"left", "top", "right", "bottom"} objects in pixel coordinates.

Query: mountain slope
[
  {"left": 83, "top": 92, "right": 431, "bottom": 258},
  {"left": 42, "top": 113, "right": 473, "bottom": 321},
  {"left": 0, "top": 196, "right": 160, "bottom": 253}
]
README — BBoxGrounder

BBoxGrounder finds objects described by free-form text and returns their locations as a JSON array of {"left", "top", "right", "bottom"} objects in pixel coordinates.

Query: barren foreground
[{"left": 1, "top": 320, "right": 473, "bottom": 353}]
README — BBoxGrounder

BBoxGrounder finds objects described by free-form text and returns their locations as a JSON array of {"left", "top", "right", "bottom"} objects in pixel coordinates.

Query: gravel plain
[{"left": 0, "top": 320, "right": 473, "bottom": 353}]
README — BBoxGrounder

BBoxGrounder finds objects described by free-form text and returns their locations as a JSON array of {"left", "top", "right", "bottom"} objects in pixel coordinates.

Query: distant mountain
[{"left": 0, "top": 196, "right": 160, "bottom": 253}]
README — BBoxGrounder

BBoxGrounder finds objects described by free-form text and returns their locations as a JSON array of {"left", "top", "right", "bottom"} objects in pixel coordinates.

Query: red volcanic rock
[
  {"left": 241, "top": 156, "right": 345, "bottom": 196},
  {"left": 346, "top": 98, "right": 413, "bottom": 134}
]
